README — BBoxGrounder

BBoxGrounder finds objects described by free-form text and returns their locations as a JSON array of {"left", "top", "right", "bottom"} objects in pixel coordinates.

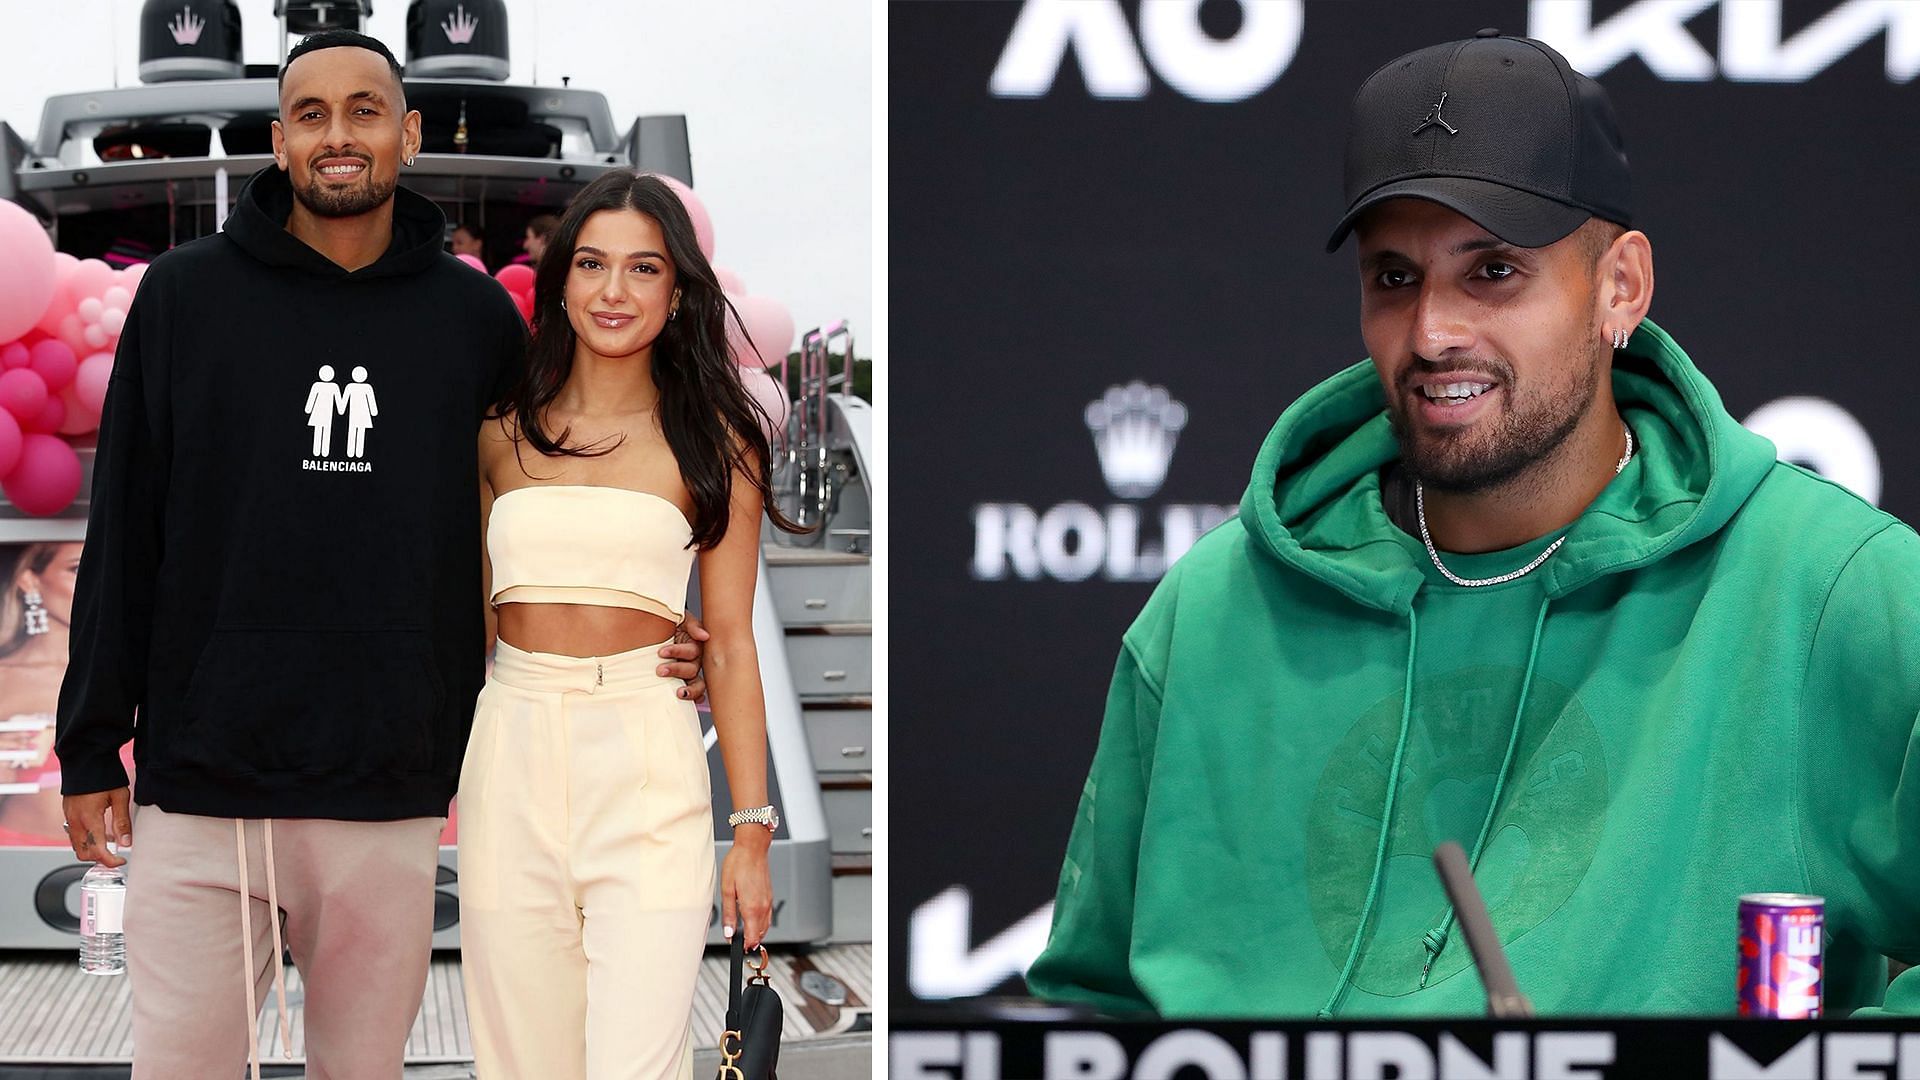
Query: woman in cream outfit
[{"left": 464, "top": 171, "right": 802, "bottom": 1080}]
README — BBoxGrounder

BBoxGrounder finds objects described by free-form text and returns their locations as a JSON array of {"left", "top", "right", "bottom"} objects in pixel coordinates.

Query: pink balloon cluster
[
  {"left": 719, "top": 284, "right": 795, "bottom": 445},
  {"left": 494, "top": 264, "right": 536, "bottom": 322},
  {"left": 17, "top": 257, "right": 140, "bottom": 441},
  {"left": 725, "top": 292, "right": 796, "bottom": 370},
  {"left": 0, "top": 200, "right": 139, "bottom": 515}
]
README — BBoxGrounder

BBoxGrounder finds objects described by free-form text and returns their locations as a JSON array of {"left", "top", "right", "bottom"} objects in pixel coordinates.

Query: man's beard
[
  {"left": 1389, "top": 342, "right": 1604, "bottom": 494},
  {"left": 294, "top": 160, "right": 395, "bottom": 218}
]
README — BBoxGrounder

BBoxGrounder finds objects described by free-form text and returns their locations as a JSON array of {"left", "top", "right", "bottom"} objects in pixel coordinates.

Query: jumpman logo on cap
[{"left": 1413, "top": 92, "right": 1460, "bottom": 137}]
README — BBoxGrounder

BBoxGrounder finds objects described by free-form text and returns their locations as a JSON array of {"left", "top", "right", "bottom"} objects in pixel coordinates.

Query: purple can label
[{"left": 1738, "top": 893, "right": 1823, "bottom": 1018}]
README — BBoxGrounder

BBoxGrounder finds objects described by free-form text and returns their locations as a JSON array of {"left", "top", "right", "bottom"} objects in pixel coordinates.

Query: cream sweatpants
[
  {"left": 458, "top": 639, "right": 715, "bottom": 1080},
  {"left": 125, "top": 804, "right": 445, "bottom": 1080}
]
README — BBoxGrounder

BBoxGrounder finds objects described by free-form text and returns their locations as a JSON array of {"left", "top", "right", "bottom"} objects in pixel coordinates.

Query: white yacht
[{"left": 0, "top": 1, "right": 872, "bottom": 1070}]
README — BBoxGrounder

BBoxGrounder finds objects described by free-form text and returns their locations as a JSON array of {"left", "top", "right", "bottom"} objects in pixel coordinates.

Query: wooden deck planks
[{"left": 0, "top": 943, "right": 870, "bottom": 1065}]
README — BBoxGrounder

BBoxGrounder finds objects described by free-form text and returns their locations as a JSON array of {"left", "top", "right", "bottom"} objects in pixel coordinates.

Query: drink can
[{"left": 1737, "top": 893, "right": 1824, "bottom": 1018}]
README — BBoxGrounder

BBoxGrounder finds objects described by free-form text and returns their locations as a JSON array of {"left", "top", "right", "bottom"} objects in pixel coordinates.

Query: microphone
[{"left": 1432, "top": 841, "right": 1535, "bottom": 1018}]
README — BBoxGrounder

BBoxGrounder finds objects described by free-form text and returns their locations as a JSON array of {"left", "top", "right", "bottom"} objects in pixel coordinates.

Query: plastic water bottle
[{"left": 79, "top": 862, "right": 127, "bottom": 975}]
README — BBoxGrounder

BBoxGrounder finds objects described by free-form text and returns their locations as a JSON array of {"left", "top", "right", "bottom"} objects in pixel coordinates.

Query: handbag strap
[{"left": 728, "top": 932, "right": 746, "bottom": 1016}]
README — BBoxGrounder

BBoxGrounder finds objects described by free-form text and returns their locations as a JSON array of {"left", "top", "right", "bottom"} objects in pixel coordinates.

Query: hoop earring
[
  {"left": 668, "top": 307, "right": 679, "bottom": 322},
  {"left": 23, "top": 589, "right": 47, "bottom": 637},
  {"left": 404, "top": 155, "right": 416, "bottom": 168}
]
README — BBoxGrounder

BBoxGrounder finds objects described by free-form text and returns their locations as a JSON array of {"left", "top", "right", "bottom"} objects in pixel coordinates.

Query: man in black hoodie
[{"left": 52, "top": 32, "right": 706, "bottom": 1079}]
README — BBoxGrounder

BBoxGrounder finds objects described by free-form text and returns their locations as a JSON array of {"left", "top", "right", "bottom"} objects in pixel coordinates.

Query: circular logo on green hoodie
[{"left": 1306, "top": 666, "right": 1609, "bottom": 996}]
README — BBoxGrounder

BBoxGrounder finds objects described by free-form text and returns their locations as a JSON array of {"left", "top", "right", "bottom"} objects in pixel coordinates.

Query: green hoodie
[{"left": 1026, "top": 319, "right": 1920, "bottom": 1017}]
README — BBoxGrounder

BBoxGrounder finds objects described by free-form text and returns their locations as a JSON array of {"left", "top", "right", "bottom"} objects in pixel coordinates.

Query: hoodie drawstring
[
  {"left": 1419, "top": 596, "right": 1551, "bottom": 989},
  {"left": 1317, "top": 608, "right": 1420, "bottom": 1019},
  {"left": 263, "top": 821, "right": 292, "bottom": 1053},
  {"left": 235, "top": 819, "right": 294, "bottom": 1080}
]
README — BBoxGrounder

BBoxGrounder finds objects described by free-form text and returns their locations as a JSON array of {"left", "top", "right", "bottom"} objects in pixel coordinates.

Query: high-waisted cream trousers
[{"left": 458, "top": 638, "right": 715, "bottom": 1080}]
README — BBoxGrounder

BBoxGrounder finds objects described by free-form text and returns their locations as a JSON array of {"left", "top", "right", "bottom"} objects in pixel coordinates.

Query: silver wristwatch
[{"left": 727, "top": 805, "right": 780, "bottom": 832}]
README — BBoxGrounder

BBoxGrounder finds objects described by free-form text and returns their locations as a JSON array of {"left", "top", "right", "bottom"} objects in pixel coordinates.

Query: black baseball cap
[{"left": 1326, "top": 29, "right": 1632, "bottom": 253}]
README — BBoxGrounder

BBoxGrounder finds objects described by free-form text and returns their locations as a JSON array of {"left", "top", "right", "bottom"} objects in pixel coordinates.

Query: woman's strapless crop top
[{"left": 488, "top": 485, "right": 695, "bottom": 623}]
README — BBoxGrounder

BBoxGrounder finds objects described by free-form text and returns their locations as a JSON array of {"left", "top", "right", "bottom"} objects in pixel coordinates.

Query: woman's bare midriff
[{"left": 496, "top": 602, "right": 679, "bottom": 658}]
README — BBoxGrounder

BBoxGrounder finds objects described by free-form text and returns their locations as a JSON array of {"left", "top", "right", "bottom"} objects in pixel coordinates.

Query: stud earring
[
  {"left": 23, "top": 589, "right": 47, "bottom": 637},
  {"left": 404, "top": 155, "right": 416, "bottom": 167}
]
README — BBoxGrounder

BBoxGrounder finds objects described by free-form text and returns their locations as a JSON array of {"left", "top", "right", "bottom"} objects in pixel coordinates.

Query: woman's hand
[{"left": 721, "top": 826, "right": 774, "bottom": 949}]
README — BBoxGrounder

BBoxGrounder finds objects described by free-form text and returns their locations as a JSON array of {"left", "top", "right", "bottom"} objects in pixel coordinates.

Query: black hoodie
[{"left": 54, "top": 166, "right": 526, "bottom": 820}]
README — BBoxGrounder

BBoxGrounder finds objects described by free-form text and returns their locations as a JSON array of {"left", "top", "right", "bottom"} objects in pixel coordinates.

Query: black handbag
[{"left": 716, "top": 937, "right": 783, "bottom": 1080}]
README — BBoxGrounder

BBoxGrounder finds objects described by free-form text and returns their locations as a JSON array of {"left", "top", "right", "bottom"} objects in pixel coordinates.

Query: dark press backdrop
[{"left": 891, "top": 0, "right": 1919, "bottom": 1003}]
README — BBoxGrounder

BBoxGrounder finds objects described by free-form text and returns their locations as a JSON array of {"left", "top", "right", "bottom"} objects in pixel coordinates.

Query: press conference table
[{"left": 891, "top": 1001, "right": 1920, "bottom": 1079}]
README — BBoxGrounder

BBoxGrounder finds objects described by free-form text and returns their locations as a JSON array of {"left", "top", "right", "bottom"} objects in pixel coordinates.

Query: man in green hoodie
[{"left": 1027, "top": 30, "right": 1920, "bottom": 1018}]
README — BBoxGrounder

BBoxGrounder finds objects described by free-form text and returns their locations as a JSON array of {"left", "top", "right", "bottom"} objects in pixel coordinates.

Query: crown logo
[
  {"left": 1085, "top": 382, "right": 1188, "bottom": 499},
  {"left": 168, "top": 5, "right": 205, "bottom": 46},
  {"left": 442, "top": 3, "right": 480, "bottom": 45}
]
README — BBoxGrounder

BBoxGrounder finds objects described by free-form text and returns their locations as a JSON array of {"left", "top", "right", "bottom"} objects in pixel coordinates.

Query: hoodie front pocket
[{"left": 173, "top": 628, "right": 444, "bottom": 780}]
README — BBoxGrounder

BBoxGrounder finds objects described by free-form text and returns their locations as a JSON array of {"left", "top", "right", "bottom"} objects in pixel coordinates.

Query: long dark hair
[{"left": 495, "top": 171, "right": 803, "bottom": 548}]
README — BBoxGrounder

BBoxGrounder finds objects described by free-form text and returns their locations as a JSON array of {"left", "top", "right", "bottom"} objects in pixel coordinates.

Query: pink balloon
[
  {"left": 0, "top": 369, "right": 48, "bottom": 421},
  {"left": 70, "top": 258, "right": 116, "bottom": 302},
  {"left": 33, "top": 257, "right": 80, "bottom": 337},
  {"left": 714, "top": 266, "right": 746, "bottom": 294},
  {"left": 102, "top": 286, "right": 131, "bottom": 311},
  {"left": 495, "top": 264, "right": 535, "bottom": 293},
  {"left": 32, "top": 293, "right": 77, "bottom": 338},
  {"left": 121, "top": 262, "right": 147, "bottom": 288},
  {"left": 55, "top": 385, "right": 97, "bottom": 436},
  {"left": 0, "top": 410, "right": 20, "bottom": 477},
  {"left": 0, "top": 343, "right": 28, "bottom": 370},
  {"left": 2, "top": 434, "right": 81, "bottom": 516},
  {"left": 510, "top": 291, "right": 534, "bottom": 322},
  {"left": 102, "top": 308, "right": 127, "bottom": 337},
  {"left": 56, "top": 314, "right": 89, "bottom": 357},
  {"left": 651, "top": 174, "right": 716, "bottom": 262},
  {"left": 455, "top": 253, "right": 487, "bottom": 273},
  {"left": 727, "top": 294, "right": 795, "bottom": 368},
  {"left": 82, "top": 324, "right": 109, "bottom": 350},
  {"left": 0, "top": 200, "right": 57, "bottom": 342},
  {"left": 22, "top": 394, "right": 64, "bottom": 435},
  {"left": 28, "top": 340, "right": 76, "bottom": 393},
  {"left": 740, "top": 367, "right": 791, "bottom": 445},
  {"left": 77, "top": 297, "right": 104, "bottom": 324},
  {"left": 74, "top": 353, "right": 113, "bottom": 416}
]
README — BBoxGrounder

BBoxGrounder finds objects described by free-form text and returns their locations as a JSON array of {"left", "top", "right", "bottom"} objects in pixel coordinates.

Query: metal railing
[{"left": 777, "top": 321, "right": 855, "bottom": 545}]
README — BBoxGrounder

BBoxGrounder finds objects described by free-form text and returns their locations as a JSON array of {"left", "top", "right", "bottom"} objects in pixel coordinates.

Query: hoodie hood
[
  {"left": 224, "top": 165, "right": 448, "bottom": 279},
  {"left": 1238, "top": 318, "right": 1779, "bottom": 613}
]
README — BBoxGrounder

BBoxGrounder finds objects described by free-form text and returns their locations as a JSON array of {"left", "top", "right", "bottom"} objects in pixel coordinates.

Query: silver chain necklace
[{"left": 1415, "top": 424, "right": 1633, "bottom": 588}]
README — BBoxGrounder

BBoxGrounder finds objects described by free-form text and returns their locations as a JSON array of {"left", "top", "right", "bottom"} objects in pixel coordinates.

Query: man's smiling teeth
[
  {"left": 319, "top": 164, "right": 364, "bottom": 175},
  {"left": 1422, "top": 382, "right": 1492, "bottom": 402}
]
